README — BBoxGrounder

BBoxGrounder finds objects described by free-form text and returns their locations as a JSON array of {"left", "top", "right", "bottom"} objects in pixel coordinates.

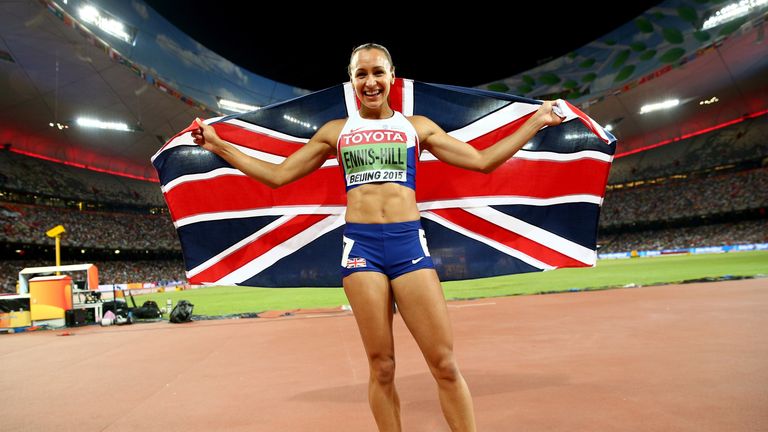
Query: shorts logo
[
  {"left": 411, "top": 257, "right": 424, "bottom": 264},
  {"left": 346, "top": 258, "right": 367, "bottom": 268}
]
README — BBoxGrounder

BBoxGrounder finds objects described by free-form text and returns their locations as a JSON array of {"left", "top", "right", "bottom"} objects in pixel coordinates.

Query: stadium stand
[
  {"left": 0, "top": 202, "right": 179, "bottom": 250},
  {"left": 608, "top": 115, "right": 768, "bottom": 183},
  {"left": 599, "top": 219, "right": 767, "bottom": 254},
  {"left": 602, "top": 167, "right": 768, "bottom": 228},
  {"left": 0, "top": 149, "right": 165, "bottom": 208}
]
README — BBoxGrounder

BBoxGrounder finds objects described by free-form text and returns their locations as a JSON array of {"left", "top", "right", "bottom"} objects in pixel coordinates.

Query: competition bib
[{"left": 339, "top": 129, "right": 408, "bottom": 187}]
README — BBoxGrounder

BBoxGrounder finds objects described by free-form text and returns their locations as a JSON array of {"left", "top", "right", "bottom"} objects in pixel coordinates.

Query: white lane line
[{"left": 448, "top": 302, "right": 497, "bottom": 309}]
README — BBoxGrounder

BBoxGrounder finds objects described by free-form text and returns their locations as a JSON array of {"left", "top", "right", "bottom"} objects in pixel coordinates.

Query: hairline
[{"left": 348, "top": 43, "right": 394, "bottom": 76}]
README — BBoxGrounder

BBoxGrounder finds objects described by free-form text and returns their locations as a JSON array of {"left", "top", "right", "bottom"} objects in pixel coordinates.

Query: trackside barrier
[{"left": 598, "top": 243, "right": 768, "bottom": 260}]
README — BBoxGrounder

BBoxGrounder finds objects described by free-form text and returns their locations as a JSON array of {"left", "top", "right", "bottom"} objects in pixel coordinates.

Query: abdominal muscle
[{"left": 345, "top": 183, "right": 421, "bottom": 224}]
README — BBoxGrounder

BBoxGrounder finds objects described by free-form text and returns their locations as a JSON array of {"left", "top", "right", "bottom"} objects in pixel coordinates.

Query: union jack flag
[
  {"left": 152, "top": 79, "right": 615, "bottom": 287},
  {"left": 346, "top": 258, "right": 367, "bottom": 269}
]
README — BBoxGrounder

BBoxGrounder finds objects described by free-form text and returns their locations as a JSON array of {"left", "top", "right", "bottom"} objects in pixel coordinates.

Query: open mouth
[{"left": 363, "top": 90, "right": 382, "bottom": 97}]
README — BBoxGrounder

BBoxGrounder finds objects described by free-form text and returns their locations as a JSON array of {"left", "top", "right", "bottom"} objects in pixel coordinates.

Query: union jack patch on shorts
[{"left": 346, "top": 258, "right": 367, "bottom": 268}]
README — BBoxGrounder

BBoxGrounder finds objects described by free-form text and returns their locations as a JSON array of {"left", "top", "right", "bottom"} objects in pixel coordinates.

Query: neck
[{"left": 358, "top": 105, "right": 394, "bottom": 120}]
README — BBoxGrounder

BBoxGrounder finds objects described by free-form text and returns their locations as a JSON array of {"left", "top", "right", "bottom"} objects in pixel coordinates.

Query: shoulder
[
  {"left": 406, "top": 115, "right": 429, "bottom": 127},
  {"left": 321, "top": 118, "right": 347, "bottom": 130},
  {"left": 406, "top": 115, "right": 440, "bottom": 138},
  {"left": 313, "top": 118, "right": 347, "bottom": 144},
  {"left": 407, "top": 115, "right": 438, "bottom": 129},
  {"left": 323, "top": 118, "right": 348, "bottom": 132}
]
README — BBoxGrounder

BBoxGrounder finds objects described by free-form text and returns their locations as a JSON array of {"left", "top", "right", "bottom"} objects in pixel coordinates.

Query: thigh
[
  {"left": 390, "top": 269, "right": 454, "bottom": 361},
  {"left": 343, "top": 272, "right": 396, "bottom": 358}
]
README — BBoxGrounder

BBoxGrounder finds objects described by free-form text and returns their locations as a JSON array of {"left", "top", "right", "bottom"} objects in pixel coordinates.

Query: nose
[{"left": 365, "top": 74, "right": 377, "bottom": 87}]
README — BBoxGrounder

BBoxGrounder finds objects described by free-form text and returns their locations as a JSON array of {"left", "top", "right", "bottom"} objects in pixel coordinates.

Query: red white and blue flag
[{"left": 152, "top": 79, "right": 615, "bottom": 286}]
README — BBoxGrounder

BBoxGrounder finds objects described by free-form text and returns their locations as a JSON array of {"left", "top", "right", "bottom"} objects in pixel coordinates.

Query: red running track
[{"left": 0, "top": 279, "right": 766, "bottom": 431}]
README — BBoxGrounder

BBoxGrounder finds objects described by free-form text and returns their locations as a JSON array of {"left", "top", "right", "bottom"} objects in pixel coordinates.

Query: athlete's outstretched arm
[
  {"left": 192, "top": 118, "right": 342, "bottom": 188},
  {"left": 413, "top": 100, "right": 564, "bottom": 173}
]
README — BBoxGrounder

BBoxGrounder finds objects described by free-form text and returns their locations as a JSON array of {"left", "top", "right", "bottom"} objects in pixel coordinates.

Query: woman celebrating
[{"left": 193, "top": 43, "right": 564, "bottom": 432}]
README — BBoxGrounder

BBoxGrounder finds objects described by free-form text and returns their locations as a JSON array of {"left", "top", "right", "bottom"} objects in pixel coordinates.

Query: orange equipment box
[{"left": 29, "top": 275, "right": 73, "bottom": 321}]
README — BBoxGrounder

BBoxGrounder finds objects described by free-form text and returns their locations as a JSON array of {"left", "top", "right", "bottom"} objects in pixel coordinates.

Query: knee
[
  {"left": 430, "top": 355, "right": 460, "bottom": 383},
  {"left": 369, "top": 354, "right": 396, "bottom": 385}
]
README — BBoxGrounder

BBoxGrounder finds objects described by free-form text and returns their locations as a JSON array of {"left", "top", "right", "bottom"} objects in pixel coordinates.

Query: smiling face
[{"left": 349, "top": 47, "right": 396, "bottom": 116}]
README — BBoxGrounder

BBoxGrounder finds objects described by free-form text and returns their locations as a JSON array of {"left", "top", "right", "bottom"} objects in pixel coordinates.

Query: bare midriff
[{"left": 345, "top": 183, "right": 420, "bottom": 224}]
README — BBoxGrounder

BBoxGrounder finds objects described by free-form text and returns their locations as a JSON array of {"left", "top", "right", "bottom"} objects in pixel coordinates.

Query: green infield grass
[{"left": 133, "top": 250, "right": 767, "bottom": 317}]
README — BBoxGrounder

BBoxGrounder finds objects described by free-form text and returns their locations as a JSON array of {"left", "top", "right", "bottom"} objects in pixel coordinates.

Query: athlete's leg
[
  {"left": 344, "top": 271, "right": 401, "bottom": 432},
  {"left": 391, "top": 269, "right": 476, "bottom": 432}
]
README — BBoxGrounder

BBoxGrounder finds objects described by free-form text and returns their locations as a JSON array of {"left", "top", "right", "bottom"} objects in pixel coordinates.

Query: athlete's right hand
[{"left": 191, "top": 118, "right": 224, "bottom": 153}]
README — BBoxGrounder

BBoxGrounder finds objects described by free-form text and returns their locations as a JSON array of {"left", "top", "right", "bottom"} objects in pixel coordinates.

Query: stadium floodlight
[
  {"left": 702, "top": 0, "right": 768, "bottom": 30},
  {"left": 283, "top": 114, "right": 318, "bottom": 130},
  {"left": 76, "top": 117, "right": 132, "bottom": 132},
  {"left": 78, "top": 4, "right": 136, "bottom": 44},
  {"left": 49, "top": 122, "right": 69, "bottom": 130},
  {"left": 217, "top": 98, "right": 260, "bottom": 113},
  {"left": 640, "top": 99, "right": 679, "bottom": 115}
]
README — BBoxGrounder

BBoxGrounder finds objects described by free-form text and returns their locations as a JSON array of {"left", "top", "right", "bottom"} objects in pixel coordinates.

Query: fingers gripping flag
[{"left": 152, "top": 79, "right": 616, "bottom": 287}]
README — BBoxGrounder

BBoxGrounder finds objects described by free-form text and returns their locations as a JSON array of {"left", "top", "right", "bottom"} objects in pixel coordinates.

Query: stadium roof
[
  {"left": 0, "top": 0, "right": 766, "bottom": 180},
  {"left": 143, "top": 0, "right": 663, "bottom": 90}
]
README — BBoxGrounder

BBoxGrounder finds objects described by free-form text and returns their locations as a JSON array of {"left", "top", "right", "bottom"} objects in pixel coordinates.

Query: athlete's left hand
[{"left": 533, "top": 100, "right": 566, "bottom": 127}]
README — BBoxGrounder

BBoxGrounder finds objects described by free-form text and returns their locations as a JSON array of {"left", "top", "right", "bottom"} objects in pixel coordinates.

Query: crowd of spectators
[
  {"left": 598, "top": 219, "right": 767, "bottom": 254},
  {"left": 1, "top": 201, "right": 179, "bottom": 250},
  {"left": 0, "top": 149, "right": 164, "bottom": 207},
  {"left": 0, "top": 259, "right": 186, "bottom": 293},
  {"left": 601, "top": 167, "right": 768, "bottom": 228}
]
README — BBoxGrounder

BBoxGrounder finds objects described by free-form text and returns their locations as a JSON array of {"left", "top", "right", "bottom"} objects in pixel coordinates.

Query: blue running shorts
[{"left": 341, "top": 220, "right": 435, "bottom": 280}]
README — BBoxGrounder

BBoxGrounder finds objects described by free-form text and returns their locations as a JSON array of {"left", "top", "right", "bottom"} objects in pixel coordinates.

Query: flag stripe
[
  {"left": 490, "top": 202, "right": 601, "bottom": 249},
  {"left": 420, "top": 210, "right": 553, "bottom": 270},
  {"left": 213, "top": 121, "right": 308, "bottom": 156},
  {"left": 175, "top": 205, "right": 345, "bottom": 228},
  {"left": 562, "top": 100, "right": 614, "bottom": 143},
  {"left": 180, "top": 215, "right": 280, "bottom": 271},
  {"left": 464, "top": 206, "right": 596, "bottom": 265},
  {"left": 153, "top": 93, "right": 612, "bottom": 190},
  {"left": 222, "top": 118, "right": 309, "bottom": 144},
  {"left": 163, "top": 158, "right": 608, "bottom": 221},
  {"left": 151, "top": 116, "right": 226, "bottom": 163},
  {"left": 186, "top": 216, "right": 293, "bottom": 277},
  {"left": 161, "top": 146, "right": 610, "bottom": 194},
  {"left": 189, "top": 214, "right": 330, "bottom": 283},
  {"left": 429, "top": 208, "right": 589, "bottom": 268},
  {"left": 450, "top": 104, "right": 539, "bottom": 144},
  {"left": 163, "top": 168, "right": 346, "bottom": 221},
  {"left": 212, "top": 214, "right": 345, "bottom": 285},
  {"left": 173, "top": 196, "right": 597, "bottom": 228},
  {"left": 420, "top": 200, "right": 602, "bottom": 249},
  {"left": 417, "top": 195, "right": 603, "bottom": 210},
  {"left": 416, "top": 158, "right": 610, "bottom": 202},
  {"left": 420, "top": 149, "right": 613, "bottom": 163},
  {"left": 402, "top": 80, "right": 414, "bottom": 116}
]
